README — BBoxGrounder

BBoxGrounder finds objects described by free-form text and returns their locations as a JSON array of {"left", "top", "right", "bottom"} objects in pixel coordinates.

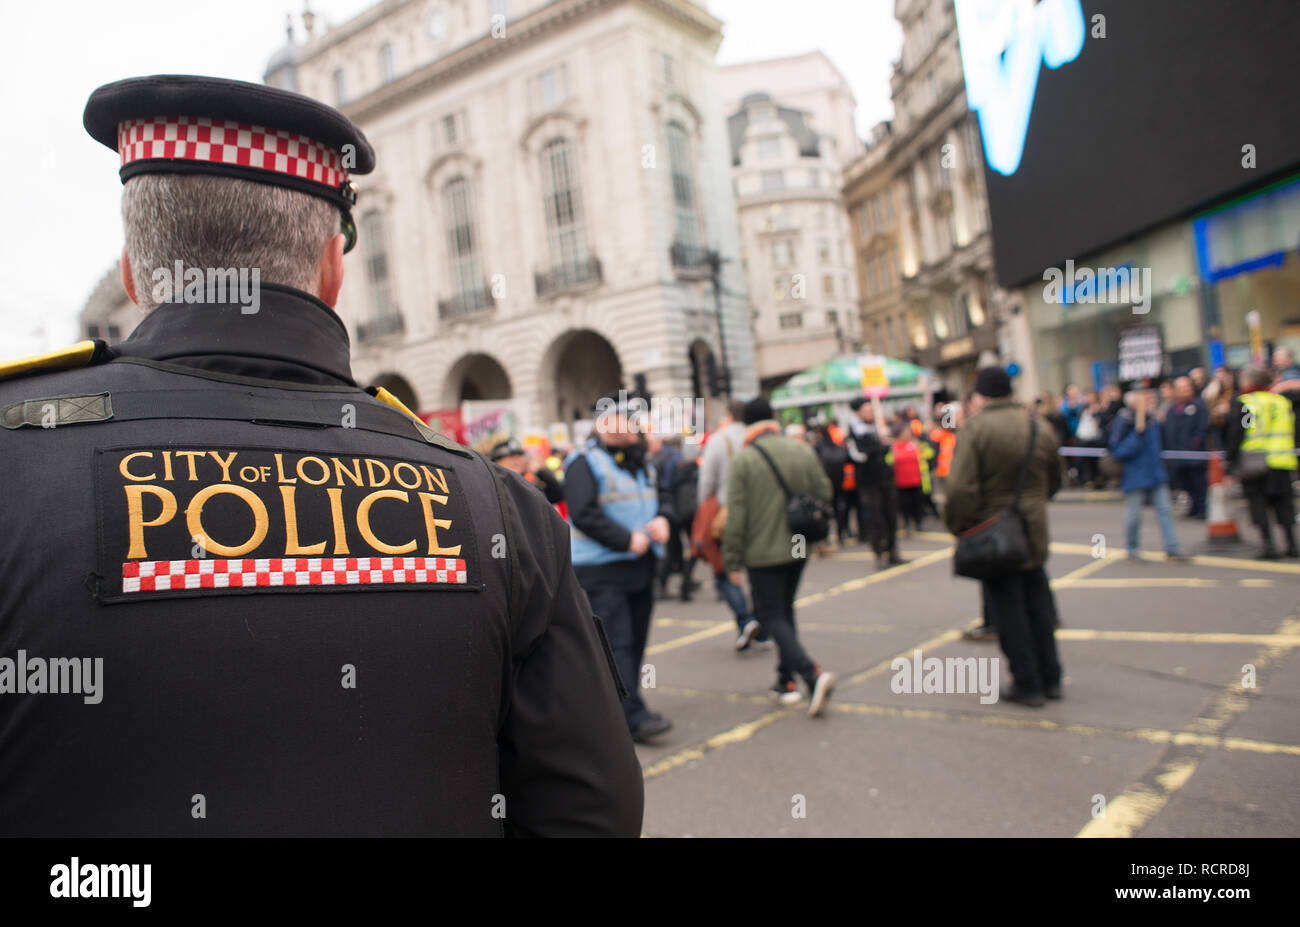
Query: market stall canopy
[{"left": 771, "top": 355, "right": 934, "bottom": 409}]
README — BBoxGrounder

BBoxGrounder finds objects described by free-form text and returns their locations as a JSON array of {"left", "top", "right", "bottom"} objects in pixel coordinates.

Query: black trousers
[
  {"left": 747, "top": 560, "right": 817, "bottom": 688},
  {"left": 985, "top": 566, "right": 1061, "bottom": 694},
  {"left": 1172, "top": 463, "right": 1207, "bottom": 515},
  {"left": 860, "top": 483, "right": 898, "bottom": 555},
  {"left": 897, "top": 487, "right": 925, "bottom": 528},
  {"left": 1243, "top": 472, "right": 1297, "bottom": 543},
  {"left": 832, "top": 484, "right": 854, "bottom": 541}
]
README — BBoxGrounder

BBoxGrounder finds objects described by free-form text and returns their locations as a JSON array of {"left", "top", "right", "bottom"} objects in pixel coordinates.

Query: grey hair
[
  {"left": 1239, "top": 364, "right": 1272, "bottom": 392},
  {"left": 122, "top": 173, "right": 337, "bottom": 310}
]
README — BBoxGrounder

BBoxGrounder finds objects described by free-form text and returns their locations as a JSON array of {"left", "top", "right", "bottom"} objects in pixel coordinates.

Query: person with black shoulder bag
[
  {"left": 944, "top": 368, "right": 1065, "bottom": 708},
  {"left": 722, "top": 399, "right": 838, "bottom": 716}
]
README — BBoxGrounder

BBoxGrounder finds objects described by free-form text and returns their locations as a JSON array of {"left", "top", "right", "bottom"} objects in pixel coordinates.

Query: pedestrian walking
[
  {"left": 847, "top": 395, "right": 905, "bottom": 569},
  {"left": 944, "top": 367, "right": 1064, "bottom": 707},
  {"left": 696, "top": 400, "right": 765, "bottom": 649},
  {"left": 723, "top": 399, "right": 837, "bottom": 715}
]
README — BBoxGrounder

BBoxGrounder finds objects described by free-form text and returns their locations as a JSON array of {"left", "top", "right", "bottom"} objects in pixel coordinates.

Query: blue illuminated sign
[{"left": 955, "top": 0, "right": 1086, "bottom": 176}]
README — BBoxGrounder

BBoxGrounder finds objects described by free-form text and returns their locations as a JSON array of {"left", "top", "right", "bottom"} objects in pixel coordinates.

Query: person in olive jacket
[
  {"left": 723, "top": 398, "right": 837, "bottom": 716},
  {"left": 944, "top": 368, "right": 1064, "bottom": 707}
]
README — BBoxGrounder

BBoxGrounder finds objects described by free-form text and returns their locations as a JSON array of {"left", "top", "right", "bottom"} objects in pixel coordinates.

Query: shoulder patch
[
  {"left": 0, "top": 340, "right": 109, "bottom": 383},
  {"left": 366, "top": 385, "right": 472, "bottom": 458}
]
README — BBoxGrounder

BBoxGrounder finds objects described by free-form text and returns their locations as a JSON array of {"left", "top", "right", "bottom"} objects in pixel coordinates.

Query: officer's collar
[{"left": 114, "top": 283, "right": 355, "bottom": 385}]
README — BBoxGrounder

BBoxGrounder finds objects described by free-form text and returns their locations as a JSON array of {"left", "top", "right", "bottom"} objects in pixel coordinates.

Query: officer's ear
[
  {"left": 120, "top": 246, "right": 140, "bottom": 307},
  {"left": 316, "top": 233, "right": 346, "bottom": 308}
]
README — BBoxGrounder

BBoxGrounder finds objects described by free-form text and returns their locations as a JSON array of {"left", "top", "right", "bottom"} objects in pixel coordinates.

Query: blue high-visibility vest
[{"left": 566, "top": 441, "right": 662, "bottom": 566}]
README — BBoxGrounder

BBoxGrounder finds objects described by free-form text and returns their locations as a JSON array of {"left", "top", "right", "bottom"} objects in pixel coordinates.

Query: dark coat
[
  {"left": 944, "top": 399, "right": 1063, "bottom": 569},
  {"left": 1109, "top": 408, "right": 1170, "bottom": 492},
  {"left": 0, "top": 285, "right": 643, "bottom": 837}
]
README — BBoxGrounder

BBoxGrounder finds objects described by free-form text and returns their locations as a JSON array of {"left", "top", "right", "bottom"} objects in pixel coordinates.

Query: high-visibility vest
[{"left": 1240, "top": 390, "right": 1298, "bottom": 471}]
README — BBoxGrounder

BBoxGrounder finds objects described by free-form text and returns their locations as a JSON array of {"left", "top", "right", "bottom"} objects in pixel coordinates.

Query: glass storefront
[
  {"left": 1195, "top": 172, "right": 1300, "bottom": 365},
  {"left": 1029, "top": 223, "right": 1202, "bottom": 393}
]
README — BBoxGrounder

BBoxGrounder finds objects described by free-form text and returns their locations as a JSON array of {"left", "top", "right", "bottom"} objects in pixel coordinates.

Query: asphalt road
[{"left": 631, "top": 498, "right": 1300, "bottom": 837}]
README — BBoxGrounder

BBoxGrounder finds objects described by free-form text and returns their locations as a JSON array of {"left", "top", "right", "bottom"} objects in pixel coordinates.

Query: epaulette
[
  {"left": 365, "top": 384, "right": 473, "bottom": 458},
  {"left": 0, "top": 340, "right": 112, "bottom": 383}
]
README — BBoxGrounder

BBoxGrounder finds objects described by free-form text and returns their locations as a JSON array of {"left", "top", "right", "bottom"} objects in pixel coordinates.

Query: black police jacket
[{"left": 0, "top": 283, "right": 643, "bottom": 836}]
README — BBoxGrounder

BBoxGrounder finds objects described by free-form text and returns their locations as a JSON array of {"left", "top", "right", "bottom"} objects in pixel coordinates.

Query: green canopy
[{"left": 771, "top": 355, "right": 933, "bottom": 409}]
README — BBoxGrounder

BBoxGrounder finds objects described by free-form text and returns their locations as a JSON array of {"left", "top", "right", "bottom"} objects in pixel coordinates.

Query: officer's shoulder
[{"left": 0, "top": 340, "right": 109, "bottom": 387}]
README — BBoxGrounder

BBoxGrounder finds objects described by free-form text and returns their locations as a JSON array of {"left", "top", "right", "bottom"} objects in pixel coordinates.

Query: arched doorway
[
  {"left": 688, "top": 338, "right": 716, "bottom": 399},
  {"left": 371, "top": 372, "right": 419, "bottom": 411},
  {"left": 541, "top": 329, "right": 623, "bottom": 423},
  {"left": 442, "top": 352, "right": 512, "bottom": 406}
]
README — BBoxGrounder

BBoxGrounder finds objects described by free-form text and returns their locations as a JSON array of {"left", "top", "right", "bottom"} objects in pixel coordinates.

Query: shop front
[{"left": 1195, "top": 171, "right": 1300, "bottom": 368}]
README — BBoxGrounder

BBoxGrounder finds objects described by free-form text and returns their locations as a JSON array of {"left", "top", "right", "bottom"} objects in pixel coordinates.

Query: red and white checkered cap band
[
  {"left": 122, "top": 556, "right": 467, "bottom": 594},
  {"left": 117, "top": 116, "right": 347, "bottom": 189}
]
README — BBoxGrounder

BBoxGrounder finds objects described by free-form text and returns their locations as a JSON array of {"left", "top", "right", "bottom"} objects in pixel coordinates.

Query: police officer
[
  {"left": 1227, "top": 365, "right": 1298, "bottom": 559},
  {"left": 490, "top": 438, "right": 563, "bottom": 504},
  {"left": 0, "top": 75, "right": 642, "bottom": 836},
  {"left": 564, "top": 392, "right": 675, "bottom": 742}
]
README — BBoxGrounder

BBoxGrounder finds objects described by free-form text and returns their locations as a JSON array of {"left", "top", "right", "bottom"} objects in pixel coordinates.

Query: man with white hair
[{"left": 0, "top": 75, "right": 642, "bottom": 836}]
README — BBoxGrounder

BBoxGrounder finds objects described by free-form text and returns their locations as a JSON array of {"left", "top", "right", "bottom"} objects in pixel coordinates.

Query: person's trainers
[
  {"left": 807, "top": 671, "right": 837, "bottom": 717},
  {"left": 962, "top": 625, "right": 997, "bottom": 642},
  {"left": 1166, "top": 553, "right": 1192, "bottom": 563},
  {"left": 630, "top": 715, "right": 673, "bottom": 743},
  {"left": 735, "top": 619, "right": 761, "bottom": 652},
  {"left": 1044, "top": 683, "right": 1063, "bottom": 700},
  {"left": 771, "top": 681, "right": 803, "bottom": 705}
]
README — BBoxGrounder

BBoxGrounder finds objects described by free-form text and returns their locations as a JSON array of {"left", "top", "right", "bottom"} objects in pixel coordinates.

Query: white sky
[{"left": 0, "top": 0, "right": 900, "bottom": 362}]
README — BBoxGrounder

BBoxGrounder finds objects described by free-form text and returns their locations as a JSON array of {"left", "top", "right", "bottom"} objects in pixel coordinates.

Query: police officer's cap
[
  {"left": 83, "top": 74, "right": 375, "bottom": 251},
  {"left": 490, "top": 439, "right": 524, "bottom": 461}
]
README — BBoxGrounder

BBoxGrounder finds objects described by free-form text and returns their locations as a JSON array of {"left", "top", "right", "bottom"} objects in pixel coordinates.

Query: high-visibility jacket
[
  {"left": 929, "top": 427, "right": 956, "bottom": 478},
  {"left": 1240, "top": 390, "right": 1297, "bottom": 471}
]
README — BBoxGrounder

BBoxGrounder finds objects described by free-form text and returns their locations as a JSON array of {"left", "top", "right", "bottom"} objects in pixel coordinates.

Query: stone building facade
[
  {"left": 719, "top": 52, "right": 863, "bottom": 390},
  {"left": 268, "top": 0, "right": 757, "bottom": 427}
]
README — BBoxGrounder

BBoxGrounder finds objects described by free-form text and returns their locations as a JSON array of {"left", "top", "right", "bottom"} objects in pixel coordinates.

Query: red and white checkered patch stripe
[
  {"left": 117, "top": 116, "right": 347, "bottom": 189},
  {"left": 121, "top": 556, "right": 467, "bottom": 593}
]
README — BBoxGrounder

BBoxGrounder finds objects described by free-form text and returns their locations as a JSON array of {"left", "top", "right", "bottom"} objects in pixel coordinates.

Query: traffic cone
[{"left": 1205, "top": 452, "right": 1239, "bottom": 545}]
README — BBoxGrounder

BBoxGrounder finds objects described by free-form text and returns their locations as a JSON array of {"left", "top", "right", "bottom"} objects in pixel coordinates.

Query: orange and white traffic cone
[{"left": 1205, "top": 452, "right": 1239, "bottom": 545}]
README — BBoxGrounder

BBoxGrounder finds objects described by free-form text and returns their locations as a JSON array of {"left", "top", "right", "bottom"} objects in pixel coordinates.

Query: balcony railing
[
  {"left": 356, "top": 312, "right": 405, "bottom": 342},
  {"left": 437, "top": 285, "right": 496, "bottom": 320},
  {"left": 670, "top": 241, "right": 714, "bottom": 274},
  {"left": 534, "top": 256, "right": 602, "bottom": 297}
]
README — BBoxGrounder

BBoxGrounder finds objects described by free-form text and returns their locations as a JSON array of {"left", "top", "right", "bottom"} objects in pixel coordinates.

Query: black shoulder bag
[
  {"left": 751, "top": 437, "right": 834, "bottom": 544},
  {"left": 953, "top": 415, "right": 1037, "bottom": 580}
]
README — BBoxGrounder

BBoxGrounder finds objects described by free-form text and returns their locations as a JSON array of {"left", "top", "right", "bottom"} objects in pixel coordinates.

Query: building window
[
  {"left": 773, "top": 276, "right": 786, "bottom": 303},
  {"left": 443, "top": 114, "right": 458, "bottom": 145},
  {"left": 885, "top": 316, "right": 897, "bottom": 356},
  {"left": 540, "top": 137, "right": 588, "bottom": 270},
  {"left": 771, "top": 239, "right": 794, "bottom": 267},
  {"left": 332, "top": 68, "right": 347, "bottom": 105},
  {"left": 932, "top": 306, "right": 950, "bottom": 340},
  {"left": 857, "top": 203, "right": 870, "bottom": 238},
  {"left": 533, "top": 64, "right": 569, "bottom": 111},
  {"left": 808, "top": 169, "right": 823, "bottom": 188},
  {"left": 379, "top": 43, "right": 395, "bottom": 84},
  {"left": 761, "top": 170, "right": 784, "bottom": 192},
  {"left": 489, "top": 0, "right": 508, "bottom": 23},
  {"left": 361, "top": 211, "right": 393, "bottom": 320},
  {"left": 86, "top": 323, "right": 102, "bottom": 339},
  {"left": 443, "top": 176, "right": 483, "bottom": 306},
  {"left": 662, "top": 52, "right": 676, "bottom": 87},
  {"left": 873, "top": 320, "right": 883, "bottom": 354},
  {"left": 866, "top": 256, "right": 878, "bottom": 298},
  {"left": 818, "top": 238, "right": 831, "bottom": 264},
  {"left": 779, "top": 311, "right": 803, "bottom": 330},
  {"left": 666, "top": 123, "right": 699, "bottom": 249},
  {"left": 822, "top": 273, "right": 835, "bottom": 297},
  {"left": 826, "top": 310, "right": 838, "bottom": 327},
  {"left": 951, "top": 291, "right": 969, "bottom": 336},
  {"left": 756, "top": 135, "right": 781, "bottom": 160},
  {"left": 107, "top": 324, "right": 121, "bottom": 341}
]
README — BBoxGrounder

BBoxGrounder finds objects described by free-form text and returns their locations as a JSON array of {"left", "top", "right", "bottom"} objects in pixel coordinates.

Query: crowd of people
[{"left": 486, "top": 350, "right": 1299, "bottom": 739}]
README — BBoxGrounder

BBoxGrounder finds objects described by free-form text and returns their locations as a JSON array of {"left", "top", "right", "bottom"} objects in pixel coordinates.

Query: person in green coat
[
  {"left": 724, "top": 398, "right": 837, "bottom": 716},
  {"left": 944, "top": 368, "right": 1064, "bottom": 707}
]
